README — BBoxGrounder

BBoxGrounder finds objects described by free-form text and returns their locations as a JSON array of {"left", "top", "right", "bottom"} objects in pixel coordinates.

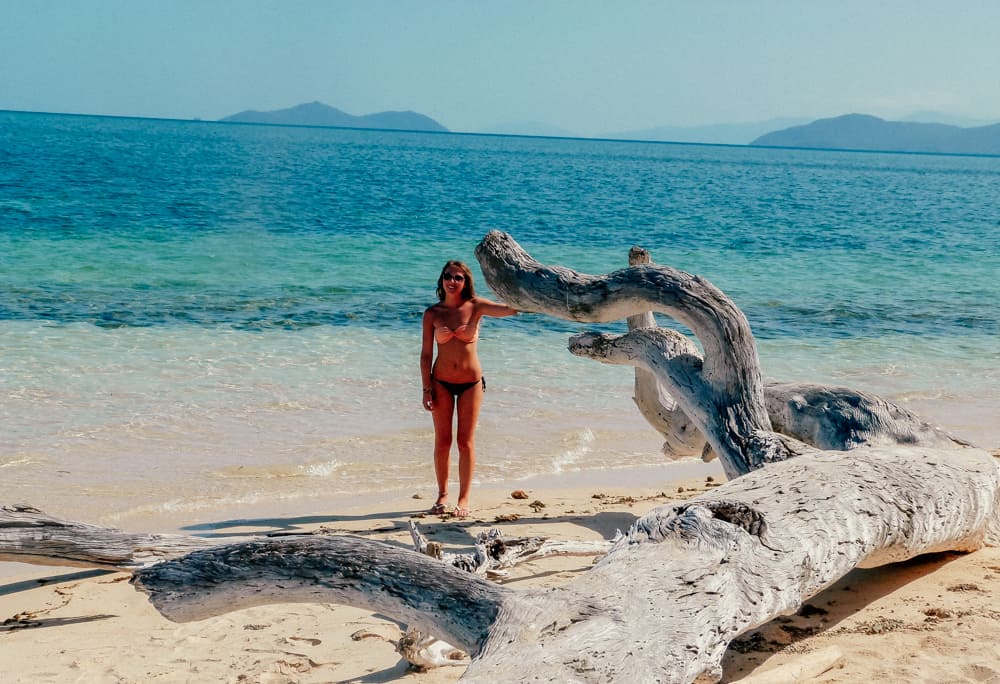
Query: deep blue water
[{"left": 3, "top": 110, "right": 999, "bottom": 340}]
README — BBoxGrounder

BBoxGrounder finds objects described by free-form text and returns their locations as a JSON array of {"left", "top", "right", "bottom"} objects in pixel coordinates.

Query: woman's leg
[
  {"left": 430, "top": 385, "right": 455, "bottom": 509},
  {"left": 454, "top": 380, "right": 484, "bottom": 513}
]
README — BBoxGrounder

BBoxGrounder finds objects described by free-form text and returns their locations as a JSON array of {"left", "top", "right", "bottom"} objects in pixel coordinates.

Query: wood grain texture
[
  {"left": 131, "top": 535, "right": 507, "bottom": 655},
  {"left": 0, "top": 504, "right": 223, "bottom": 570}
]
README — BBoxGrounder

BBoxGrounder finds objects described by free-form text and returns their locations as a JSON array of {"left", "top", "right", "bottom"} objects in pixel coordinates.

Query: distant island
[
  {"left": 220, "top": 101, "right": 448, "bottom": 132},
  {"left": 216, "top": 103, "right": 1000, "bottom": 153},
  {"left": 751, "top": 113, "right": 1000, "bottom": 155}
]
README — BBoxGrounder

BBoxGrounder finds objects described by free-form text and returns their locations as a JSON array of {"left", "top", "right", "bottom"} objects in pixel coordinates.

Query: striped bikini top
[{"left": 435, "top": 320, "right": 479, "bottom": 344}]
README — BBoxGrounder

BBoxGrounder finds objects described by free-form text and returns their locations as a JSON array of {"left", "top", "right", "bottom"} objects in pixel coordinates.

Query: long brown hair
[{"left": 436, "top": 261, "right": 475, "bottom": 302}]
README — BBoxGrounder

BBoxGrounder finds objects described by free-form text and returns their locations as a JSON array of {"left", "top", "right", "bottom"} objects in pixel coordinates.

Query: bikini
[
  {"left": 433, "top": 319, "right": 485, "bottom": 397},
  {"left": 434, "top": 376, "right": 485, "bottom": 397},
  {"left": 434, "top": 321, "right": 479, "bottom": 345}
]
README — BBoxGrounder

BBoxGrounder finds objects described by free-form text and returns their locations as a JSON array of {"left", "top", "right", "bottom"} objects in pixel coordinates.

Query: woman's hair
[{"left": 436, "top": 260, "right": 476, "bottom": 302}]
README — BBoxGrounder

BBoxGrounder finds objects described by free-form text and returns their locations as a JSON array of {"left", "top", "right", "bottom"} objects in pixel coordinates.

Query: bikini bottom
[{"left": 433, "top": 376, "right": 485, "bottom": 398}]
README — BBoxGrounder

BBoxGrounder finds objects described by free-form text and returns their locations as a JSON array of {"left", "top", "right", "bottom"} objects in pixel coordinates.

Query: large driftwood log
[
  {"left": 0, "top": 504, "right": 612, "bottom": 671},
  {"left": 621, "top": 246, "right": 963, "bottom": 460},
  {"left": 131, "top": 446, "right": 1000, "bottom": 683},
  {"left": 125, "top": 232, "right": 1000, "bottom": 683},
  {"left": 580, "top": 328, "right": 964, "bottom": 460},
  {"left": 477, "top": 230, "right": 800, "bottom": 479}
]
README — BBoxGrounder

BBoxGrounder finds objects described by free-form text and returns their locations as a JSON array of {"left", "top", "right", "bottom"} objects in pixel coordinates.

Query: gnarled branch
[{"left": 617, "top": 247, "right": 963, "bottom": 460}]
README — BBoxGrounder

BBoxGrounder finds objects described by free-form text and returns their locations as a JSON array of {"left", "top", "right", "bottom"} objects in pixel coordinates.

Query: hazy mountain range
[
  {"left": 220, "top": 102, "right": 999, "bottom": 154},
  {"left": 752, "top": 113, "right": 1000, "bottom": 155}
]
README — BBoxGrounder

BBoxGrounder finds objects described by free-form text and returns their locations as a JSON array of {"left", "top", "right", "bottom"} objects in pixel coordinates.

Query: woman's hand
[{"left": 422, "top": 389, "right": 434, "bottom": 411}]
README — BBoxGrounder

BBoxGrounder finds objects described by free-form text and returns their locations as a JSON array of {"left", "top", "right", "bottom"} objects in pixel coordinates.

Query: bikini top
[{"left": 435, "top": 320, "right": 479, "bottom": 344}]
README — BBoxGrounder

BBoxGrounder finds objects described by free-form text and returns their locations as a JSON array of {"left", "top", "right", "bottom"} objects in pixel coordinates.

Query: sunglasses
[{"left": 442, "top": 273, "right": 465, "bottom": 282}]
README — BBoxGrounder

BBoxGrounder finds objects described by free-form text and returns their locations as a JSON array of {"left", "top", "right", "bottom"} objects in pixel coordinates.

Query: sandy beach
[{"left": 3, "top": 462, "right": 1000, "bottom": 684}]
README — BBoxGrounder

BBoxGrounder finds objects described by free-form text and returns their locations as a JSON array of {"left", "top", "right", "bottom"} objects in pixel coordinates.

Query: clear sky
[{"left": 2, "top": 0, "right": 999, "bottom": 136}]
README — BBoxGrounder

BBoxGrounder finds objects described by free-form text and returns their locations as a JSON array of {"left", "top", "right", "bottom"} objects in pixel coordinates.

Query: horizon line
[{"left": 4, "top": 108, "right": 999, "bottom": 160}]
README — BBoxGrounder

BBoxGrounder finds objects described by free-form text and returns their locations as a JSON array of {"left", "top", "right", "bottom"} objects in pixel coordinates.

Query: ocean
[{"left": 1, "top": 110, "right": 998, "bottom": 535}]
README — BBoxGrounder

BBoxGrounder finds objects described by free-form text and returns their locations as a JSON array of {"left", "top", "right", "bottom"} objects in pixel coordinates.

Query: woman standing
[{"left": 421, "top": 260, "right": 517, "bottom": 518}]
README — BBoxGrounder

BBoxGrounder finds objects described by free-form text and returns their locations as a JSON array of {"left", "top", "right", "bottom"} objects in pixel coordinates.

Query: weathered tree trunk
[
  {"left": 578, "top": 328, "right": 965, "bottom": 459},
  {"left": 625, "top": 246, "right": 707, "bottom": 458},
  {"left": 476, "top": 230, "right": 802, "bottom": 480},
  {"left": 130, "top": 445, "right": 1000, "bottom": 683},
  {"left": 620, "top": 247, "right": 964, "bottom": 460},
  {"left": 0, "top": 504, "right": 612, "bottom": 671}
]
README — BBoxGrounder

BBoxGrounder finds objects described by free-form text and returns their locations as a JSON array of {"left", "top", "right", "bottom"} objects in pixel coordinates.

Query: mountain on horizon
[
  {"left": 220, "top": 101, "right": 448, "bottom": 132},
  {"left": 601, "top": 117, "right": 811, "bottom": 145},
  {"left": 752, "top": 113, "right": 1000, "bottom": 155}
]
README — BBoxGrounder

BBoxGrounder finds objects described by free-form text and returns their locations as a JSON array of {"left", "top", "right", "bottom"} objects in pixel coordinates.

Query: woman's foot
[
  {"left": 451, "top": 505, "right": 471, "bottom": 519},
  {"left": 429, "top": 493, "right": 448, "bottom": 515}
]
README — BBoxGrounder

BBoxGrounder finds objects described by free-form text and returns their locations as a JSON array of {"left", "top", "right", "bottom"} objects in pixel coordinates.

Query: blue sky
[{"left": 2, "top": 1, "right": 999, "bottom": 135}]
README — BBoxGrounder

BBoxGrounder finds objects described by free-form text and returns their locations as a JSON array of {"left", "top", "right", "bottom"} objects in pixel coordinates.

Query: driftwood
[
  {"left": 479, "top": 231, "right": 801, "bottom": 480},
  {"left": 625, "top": 245, "right": 705, "bottom": 457},
  {"left": 0, "top": 503, "right": 612, "bottom": 671},
  {"left": 580, "top": 328, "right": 964, "bottom": 459},
  {"left": 130, "top": 447, "right": 1000, "bottom": 683},
  {"left": 409, "top": 520, "right": 611, "bottom": 580},
  {"left": 622, "top": 246, "right": 963, "bottom": 461},
  {"left": 402, "top": 522, "right": 614, "bottom": 668},
  {"left": 0, "top": 504, "right": 225, "bottom": 570},
  {"left": 121, "top": 232, "right": 1000, "bottom": 683}
]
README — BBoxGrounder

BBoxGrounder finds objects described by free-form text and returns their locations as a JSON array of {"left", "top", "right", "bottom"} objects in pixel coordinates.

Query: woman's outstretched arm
[{"left": 474, "top": 297, "right": 518, "bottom": 318}]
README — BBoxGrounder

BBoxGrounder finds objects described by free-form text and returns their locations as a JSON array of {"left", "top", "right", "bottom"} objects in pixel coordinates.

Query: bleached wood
[
  {"left": 0, "top": 504, "right": 224, "bottom": 571},
  {"left": 402, "top": 521, "right": 613, "bottom": 669},
  {"left": 575, "top": 329, "right": 964, "bottom": 458},
  {"left": 131, "top": 534, "right": 507, "bottom": 655},
  {"left": 409, "top": 520, "right": 612, "bottom": 579},
  {"left": 620, "top": 247, "right": 962, "bottom": 459},
  {"left": 130, "top": 445, "right": 1000, "bottom": 683},
  {"left": 626, "top": 246, "right": 706, "bottom": 458},
  {"left": 763, "top": 381, "right": 963, "bottom": 451},
  {"left": 475, "top": 230, "right": 793, "bottom": 479}
]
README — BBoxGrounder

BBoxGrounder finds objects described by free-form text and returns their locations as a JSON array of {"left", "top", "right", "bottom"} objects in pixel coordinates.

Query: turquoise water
[{"left": 1, "top": 111, "right": 998, "bottom": 530}]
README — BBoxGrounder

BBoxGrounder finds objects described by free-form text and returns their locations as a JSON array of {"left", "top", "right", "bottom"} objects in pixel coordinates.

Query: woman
[{"left": 421, "top": 260, "right": 517, "bottom": 518}]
